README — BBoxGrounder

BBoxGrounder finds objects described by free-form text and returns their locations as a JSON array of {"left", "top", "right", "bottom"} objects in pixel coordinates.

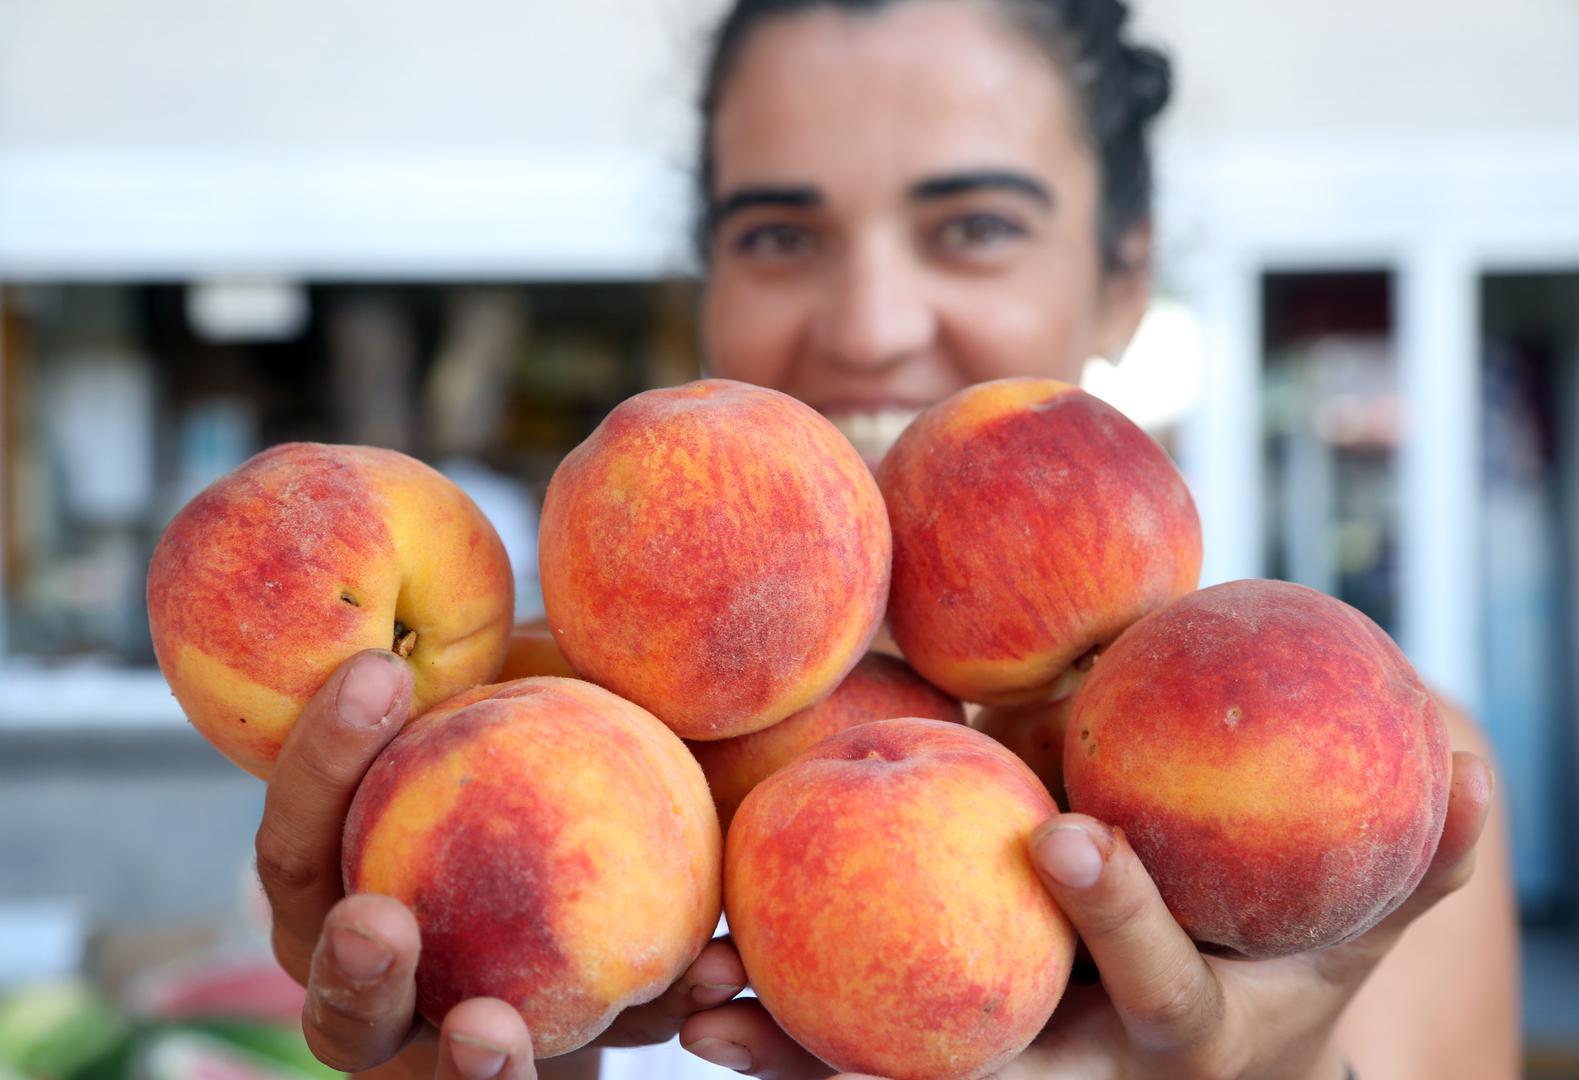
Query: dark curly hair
[{"left": 695, "top": 0, "right": 1172, "bottom": 273}]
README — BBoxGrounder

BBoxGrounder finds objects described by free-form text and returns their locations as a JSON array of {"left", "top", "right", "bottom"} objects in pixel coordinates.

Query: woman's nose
[{"left": 815, "top": 237, "right": 938, "bottom": 369}]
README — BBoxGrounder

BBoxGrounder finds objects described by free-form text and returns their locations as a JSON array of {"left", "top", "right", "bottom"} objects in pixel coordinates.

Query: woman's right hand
[
  {"left": 678, "top": 750, "right": 1497, "bottom": 1080},
  {"left": 255, "top": 649, "right": 747, "bottom": 1079}
]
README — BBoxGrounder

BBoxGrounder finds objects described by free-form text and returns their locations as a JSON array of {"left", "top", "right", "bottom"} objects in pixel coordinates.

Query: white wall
[
  {"left": 2, "top": 0, "right": 1576, "bottom": 277},
  {"left": 0, "top": 1, "right": 738, "bottom": 277},
  {"left": 6, "top": 1, "right": 1575, "bottom": 157},
  {"left": 1136, "top": 0, "right": 1579, "bottom": 141},
  {"left": 0, "top": 1, "right": 726, "bottom": 158}
]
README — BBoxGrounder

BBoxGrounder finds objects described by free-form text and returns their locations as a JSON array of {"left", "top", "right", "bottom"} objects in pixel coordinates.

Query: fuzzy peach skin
[
  {"left": 147, "top": 443, "right": 514, "bottom": 779},
  {"left": 498, "top": 616, "right": 578, "bottom": 681},
  {"left": 726, "top": 718, "right": 1075, "bottom": 1080},
  {"left": 1065, "top": 579, "right": 1452, "bottom": 959},
  {"left": 538, "top": 379, "right": 891, "bottom": 740},
  {"left": 687, "top": 652, "right": 964, "bottom": 832},
  {"left": 974, "top": 695, "right": 1074, "bottom": 810},
  {"left": 342, "top": 677, "right": 722, "bottom": 1057},
  {"left": 877, "top": 377, "right": 1201, "bottom": 706}
]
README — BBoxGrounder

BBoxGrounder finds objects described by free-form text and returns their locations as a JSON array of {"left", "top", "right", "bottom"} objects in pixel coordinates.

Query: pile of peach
[{"left": 148, "top": 378, "right": 1449, "bottom": 1079}]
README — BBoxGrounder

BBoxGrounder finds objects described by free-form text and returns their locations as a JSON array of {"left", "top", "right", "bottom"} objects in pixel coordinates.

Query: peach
[
  {"left": 726, "top": 718, "right": 1074, "bottom": 1080},
  {"left": 342, "top": 677, "right": 722, "bottom": 1056},
  {"left": 688, "top": 652, "right": 965, "bottom": 831},
  {"left": 878, "top": 377, "right": 1201, "bottom": 706},
  {"left": 1064, "top": 579, "right": 1452, "bottom": 958},
  {"left": 974, "top": 696, "right": 1075, "bottom": 810},
  {"left": 498, "top": 616, "right": 578, "bottom": 680},
  {"left": 539, "top": 379, "right": 891, "bottom": 740},
  {"left": 146, "top": 442, "right": 514, "bottom": 778}
]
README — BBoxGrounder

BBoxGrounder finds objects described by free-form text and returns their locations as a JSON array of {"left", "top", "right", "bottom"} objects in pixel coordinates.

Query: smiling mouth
[{"left": 824, "top": 407, "right": 927, "bottom": 469}]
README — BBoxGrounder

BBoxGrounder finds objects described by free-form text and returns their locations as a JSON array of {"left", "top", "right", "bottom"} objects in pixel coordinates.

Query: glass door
[
  {"left": 1260, "top": 270, "right": 1399, "bottom": 633},
  {"left": 1480, "top": 271, "right": 1579, "bottom": 921}
]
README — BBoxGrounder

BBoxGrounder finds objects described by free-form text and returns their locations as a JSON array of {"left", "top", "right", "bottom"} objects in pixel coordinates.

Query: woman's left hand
[{"left": 679, "top": 749, "right": 1494, "bottom": 1080}]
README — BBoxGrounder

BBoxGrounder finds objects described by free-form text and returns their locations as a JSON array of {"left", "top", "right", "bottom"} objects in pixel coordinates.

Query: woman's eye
[
  {"left": 733, "top": 223, "right": 818, "bottom": 260},
  {"left": 934, "top": 213, "right": 1027, "bottom": 252}
]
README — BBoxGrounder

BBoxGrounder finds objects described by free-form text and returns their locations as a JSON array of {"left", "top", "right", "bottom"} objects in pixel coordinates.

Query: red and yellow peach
[
  {"left": 1064, "top": 579, "right": 1452, "bottom": 958},
  {"left": 342, "top": 677, "right": 722, "bottom": 1056},
  {"left": 539, "top": 379, "right": 891, "bottom": 740},
  {"left": 726, "top": 718, "right": 1074, "bottom": 1080},
  {"left": 146, "top": 442, "right": 514, "bottom": 778},
  {"left": 878, "top": 378, "right": 1201, "bottom": 706}
]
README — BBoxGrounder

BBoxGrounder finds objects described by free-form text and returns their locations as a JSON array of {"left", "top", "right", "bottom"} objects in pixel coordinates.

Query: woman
[{"left": 256, "top": 1, "right": 1519, "bottom": 1077}]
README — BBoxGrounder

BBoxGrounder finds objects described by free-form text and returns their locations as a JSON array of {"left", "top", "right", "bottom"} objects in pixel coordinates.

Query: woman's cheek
[
  {"left": 941, "top": 290, "right": 1090, "bottom": 385},
  {"left": 702, "top": 281, "right": 799, "bottom": 385}
]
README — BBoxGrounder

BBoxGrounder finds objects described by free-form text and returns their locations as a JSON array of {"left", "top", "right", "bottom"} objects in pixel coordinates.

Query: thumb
[
  {"left": 1029, "top": 815, "right": 1223, "bottom": 1053},
  {"left": 257, "top": 648, "right": 413, "bottom": 980},
  {"left": 1372, "top": 750, "right": 1494, "bottom": 927},
  {"left": 681, "top": 998, "right": 831, "bottom": 1078},
  {"left": 1316, "top": 750, "right": 1495, "bottom": 984}
]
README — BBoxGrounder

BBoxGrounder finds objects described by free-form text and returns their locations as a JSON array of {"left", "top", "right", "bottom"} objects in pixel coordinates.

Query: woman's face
[{"left": 701, "top": 0, "right": 1151, "bottom": 465}]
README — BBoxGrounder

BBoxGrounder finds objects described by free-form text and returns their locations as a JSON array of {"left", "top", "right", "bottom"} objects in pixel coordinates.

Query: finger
[
  {"left": 1318, "top": 751, "right": 1494, "bottom": 980},
  {"left": 595, "top": 936, "right": 748, "bottom": 1048},
  {"left": 437, "top": 998, "right": 536, "bottom": 1080},
  {"left": 301, "top": 893, "right": 423, "bottom": 1072},
  {"left": 256, "top": 649, "right": 412, "bottom": 979},
  {"left": 680, "top": 998, "right": 829, "bottom": 1079},
  {"left": 1392, "top": 751, "right": 1494, "bottom": 915},
  {"left": 1030, "top": 815, "right": 1224, "bottom": 1053}
]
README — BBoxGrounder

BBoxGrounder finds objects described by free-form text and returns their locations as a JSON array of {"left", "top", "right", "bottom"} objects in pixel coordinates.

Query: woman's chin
[{"left": 824, "top": 406, "right": 927, "bottom": 471}]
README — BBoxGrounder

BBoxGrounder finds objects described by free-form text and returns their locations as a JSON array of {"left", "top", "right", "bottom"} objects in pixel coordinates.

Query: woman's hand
[
  {"left": 679, "top": 750, "right": 1494, "bottom": 1080},
  {"left": 254, "top": 650, "right": 746, "bottom": 1079}
]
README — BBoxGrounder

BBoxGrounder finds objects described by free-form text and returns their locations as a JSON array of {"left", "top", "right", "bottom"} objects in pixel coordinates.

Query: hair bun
[
  {"left": 1054, "top": 0, "right": 1170, "bottom": 128},
  {"left": 1124, "top": 45, "right": 1173, "bottom": 124},
  {"left": 1062, "top": 0, "right": 1130, "bottom": 46}
]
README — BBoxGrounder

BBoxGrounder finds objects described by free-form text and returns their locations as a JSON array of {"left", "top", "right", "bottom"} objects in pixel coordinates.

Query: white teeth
[{"left": 827, "top": 408, "right": 926, "bottom": 466}]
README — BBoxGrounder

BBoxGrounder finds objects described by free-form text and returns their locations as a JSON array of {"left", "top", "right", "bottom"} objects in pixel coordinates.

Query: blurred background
[{"left": 1, "top": 0, "right": 1576, "bottom": 1076}]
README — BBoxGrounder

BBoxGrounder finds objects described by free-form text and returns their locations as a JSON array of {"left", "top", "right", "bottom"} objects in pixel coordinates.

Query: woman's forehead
[{"left": 709, "top": 2, "right": 1091, "bottom": 195}]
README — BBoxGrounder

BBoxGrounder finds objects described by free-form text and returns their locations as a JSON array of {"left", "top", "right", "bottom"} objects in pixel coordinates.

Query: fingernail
[
  {"left": 448, "top": 1034, "right": 509, "bottom": 1080},
  {"left": 329, "top": 923, "right": 393, "bottom": 981},
  {"left": 683, "top": 1036, "right": 752, "bottom": 1071},
  {"left": 690, "top": 982, "right": 745, "bottom": 1006},
  {"left": 1036, "top": 825, "right": 1105, "bottom": 889},
  {"left": 338, "top": 653, "right": 402, "bottom": 727}
]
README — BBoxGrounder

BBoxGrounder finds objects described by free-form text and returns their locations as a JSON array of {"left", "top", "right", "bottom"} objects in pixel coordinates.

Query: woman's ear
[{"left": 1095, "top": 221, "right": 1155, "bottom": 360}]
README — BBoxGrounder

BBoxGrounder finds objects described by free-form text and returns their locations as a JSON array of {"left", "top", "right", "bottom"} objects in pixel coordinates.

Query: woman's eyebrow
[
  {"left": 709, "top": 184, "right": 823, "bottom": 228},
  {"left": 909, "top": 170, "right": 1053, "bottom": 206}
]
